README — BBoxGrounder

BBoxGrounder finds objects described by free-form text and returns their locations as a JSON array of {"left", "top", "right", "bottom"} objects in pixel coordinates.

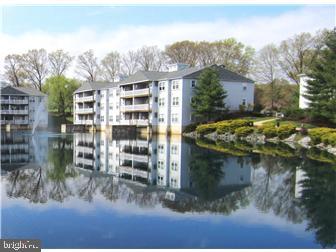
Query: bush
[
  {"left": 321, "top": 132, "right": 336, "bottom": 146},
  {"left": 309, "top": 128, "right": 336, "bottom": 144},
  {"left": 284, "top": 107, "right": 306, "bottom": 120},
  {"left": 277, "top": 124, "right": 296, "bottom": 139},
  {"left": 235, "top": 126, "right": 255, "bottom": 137},
  {"left": 183, "top": 123, "right": 199, "bottom": 133},
  {"left": 262, "top": 126, "right": 278, "bottom": 138},
  {"left": 216, "top": 119, "right": 253, "bottom": 134},
  {"left": 196, "top": 123, "right": 218, "bottom": 136}
]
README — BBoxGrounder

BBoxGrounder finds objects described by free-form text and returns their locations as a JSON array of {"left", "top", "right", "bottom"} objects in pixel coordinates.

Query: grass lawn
[{"left": 262, "top": 119, "right": 317, "bottom": 129}]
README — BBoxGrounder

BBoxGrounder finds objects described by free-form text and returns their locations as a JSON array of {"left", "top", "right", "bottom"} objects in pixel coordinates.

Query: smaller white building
[
  {"left": 298, "top": 74, "right": 312, "bottom": 109},
  {"left": 0, "top": 86, "right": 48, "bottom": 129}
]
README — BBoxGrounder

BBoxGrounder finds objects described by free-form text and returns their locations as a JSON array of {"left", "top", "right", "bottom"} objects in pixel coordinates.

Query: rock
[
  {"left": 204, "top": 131, "right": 218, "bottom": 141},
  {"left": 266, "top": 137, "right": 280, "bottom": 143},
  {"left": 245, "top": 133, "right": 265, "bottom": 144},
  {"left": 326, "top": 146, "right": 336, "bottom": 156},
  {"left": 298, "top": 136, "right": 311, "bottom": 149},
  {"left": 282, "top": 133, "right": 296, "bottom": 143},
  {"left": 217, "top": 132, "right": 236, "bottom": 142},
  {"left": 183, "top": 131, "right": 197, "bottom": 139}
]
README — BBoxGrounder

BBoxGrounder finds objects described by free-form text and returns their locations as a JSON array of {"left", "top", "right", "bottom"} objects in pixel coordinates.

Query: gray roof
[
  {"left": 1, "top": 86, "right": 47, "bottom": 96},
  {"left": 74, "top": 82, "right": 119, "bottom": 93},
  {"left": 119, "top": 64, "right": 254, "bottom": 85}
]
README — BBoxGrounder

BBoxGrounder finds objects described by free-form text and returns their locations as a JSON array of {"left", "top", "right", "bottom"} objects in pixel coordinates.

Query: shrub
[
  {"left": 321, "top": 132, "right": 336, "bottom": 146},
  {"left": 309, "top": 128, "right": 336, "bottom": 144},
  {"left": 235, "top": 126, "right": 255, "bottom": 137},
  {"left": 262, "top": 126, "right": 278, "bottom": 138},
  {"left": 216, "top": 119, "right": 253, "bottom": 134},
  {"left": 183, "top": 123, "right": 199, "bottom": 133},
  {"left": 196, "top": 123, "right": 218, "bottom": 136},
  {"left": 277, "top": 124, "right": 296, "bottom": 139}
]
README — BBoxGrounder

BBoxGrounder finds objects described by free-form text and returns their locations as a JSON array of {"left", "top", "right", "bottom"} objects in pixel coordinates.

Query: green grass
[{"left": 263, "top": 120, "right": 316, "bottom": 129}]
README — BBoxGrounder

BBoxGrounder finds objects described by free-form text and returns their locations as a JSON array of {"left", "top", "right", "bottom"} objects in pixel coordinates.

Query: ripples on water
[{"left": 1, "top": 131, "right": 335, "bottom": 249}]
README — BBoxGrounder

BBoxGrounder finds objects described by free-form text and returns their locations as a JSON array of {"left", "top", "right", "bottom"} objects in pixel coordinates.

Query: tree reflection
[{"left": 300, "top": 160, "right": 336, "bottom": 248}]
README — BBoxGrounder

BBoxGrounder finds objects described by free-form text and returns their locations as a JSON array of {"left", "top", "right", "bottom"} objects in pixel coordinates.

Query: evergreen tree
[
  {"left": 305, "top": 29, "right": 336, "bottom": 124},
  {"left": 191, "top": 67, "right": 227, "bottom": 122}
]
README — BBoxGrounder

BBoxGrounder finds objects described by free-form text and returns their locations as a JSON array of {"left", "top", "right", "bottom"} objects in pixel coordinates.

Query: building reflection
[{"left": 73, "top": 132, "right": 252, "bottom": 202}]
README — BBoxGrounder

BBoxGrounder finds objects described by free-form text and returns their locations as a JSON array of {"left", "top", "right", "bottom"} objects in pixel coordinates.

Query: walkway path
[{"left": 254, "top": 118, "right": 277, "bottom": 126}]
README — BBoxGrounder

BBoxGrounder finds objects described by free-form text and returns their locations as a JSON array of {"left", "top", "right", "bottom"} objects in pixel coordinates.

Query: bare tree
[
  {"left": 137, "top": 45, "right": 165, "bottom": 71},
  {"left": 101, "top": 51, "right": 121, "bottom": 82},
  {"left": 255, "top": 44, "right": 281, "bottom": 111},
  {"left": 76, "top": 50, "right": 101, "bottom": 82},
  {"left": 21, "top": 49, "right": 49, "bottom": 90},
  {"left": 278, "top": 32, "right": 316, "bottom": 85},
  {"left": 165, "top": 40, "right": 198, "bottom": 66},
  {"left": 121, "top": 50, "right": 140, "bottom": 76},
  {"left": 48, "top": 49, "right": 74, "bottom": 76},
  {"left": 4, "top": 54, "right": 26, "bottom": 87}
]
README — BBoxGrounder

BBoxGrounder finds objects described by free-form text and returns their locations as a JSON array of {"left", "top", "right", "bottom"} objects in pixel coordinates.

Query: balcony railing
[
  {"left": 75, "top": 95, "right": 95, "bottom": 102},
  {"left": 119, "top": 166, "right": 148, "bottom": 178},
  {"left": 119, "top": 119, "right": 149, "bottom": 126},
  {"left": 74, "top": 119, "right": 94, "bottom": 125},
  {"left": 1, "top": 109, "right": 29, "bottom": 115},
  {"left": 1, "top": 99, "right": 29, "bottom": 104},
  {"left": 120, "top": 103, "right": 150, "bottom": 112},
  {"left": 120, "top": 152, "right": 148, "bottom": 163},
  {"left": 75, "top": 108, "right": 94, "bottom": 114},
  {"left": 0, "top": 119, "right": 29, "bottom": 125},
  {"left": 120, "top": 88, "right": 150, "bottom": 97}
]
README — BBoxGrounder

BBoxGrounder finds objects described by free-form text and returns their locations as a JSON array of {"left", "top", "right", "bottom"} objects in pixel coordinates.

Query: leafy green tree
[
  {"left": 43, "top": 75, "right": 80, "bottom": 119},
  {"left": 191, "top": 67, "right": 227, "bottom": 122},
  {"left": 305, "top": 29, "right": 336, "bottom": 124}
]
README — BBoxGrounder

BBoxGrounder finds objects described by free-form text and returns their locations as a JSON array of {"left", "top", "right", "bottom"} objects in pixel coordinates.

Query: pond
[{"left": 1, "top": 131, "right": 335, "bottom": 249}]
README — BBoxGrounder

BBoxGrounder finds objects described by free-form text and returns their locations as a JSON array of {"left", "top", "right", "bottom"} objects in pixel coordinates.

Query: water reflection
[{"left": 1, "top": 132, "right": 335, "bottom": 248}]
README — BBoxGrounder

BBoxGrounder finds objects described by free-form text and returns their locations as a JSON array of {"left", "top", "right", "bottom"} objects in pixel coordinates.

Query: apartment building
[
  {"left": 73, "top": 64, "right": 254, "bottom": 134},
  {"left": 0, "top": 85, "right": 48, "bottom": 129}
]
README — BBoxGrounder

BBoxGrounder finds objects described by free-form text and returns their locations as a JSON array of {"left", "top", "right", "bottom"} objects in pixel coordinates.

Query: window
[
  {"left": 159, "top": 98, "right": 165, "bottom": 107},
  {"left": 109, "top": 105, "right": 113, "bottom": 110},
  {"left": 158, "top": 144, "right": 164, "bottom": 153},
  {"left": 157, "top": 176, "right": 164, "bottom": 185},
  {"left": 109, "top": 116, "right": 113, "bottom": 122},
  {"left": 116, "top": 90, "right": 120, "bottom": 96},
  {"left": 191, "top": 80, "right": 196, "bottom": 88},
  {"left": 172, "top": 80, "right": 179, "bottom": 90},
  {"left": 116, "top": 115, "right": 120, "bottom": 122},
  {"left": 243, "top": 84, "right": 247, "bottom": 91},
  {"left": 101, "top": 140, "right": 104, "bottom": 146},
  {"left": 171, "top": 145, "right": 178, "bottom": 155},
  {"left": 171, "top": 114, "right": 178, "bottom": 123},
  {"left": 154, "top": 97, "right": 158, "bottom": 103},
  {"left": 242, "top": 99, "right": 247, "bottom": 106},
  {"left": 159, "top": 81, "right": 165, "bottom": 91},
  {"left": 100, "top": 116, "right": 104, "bottom": 122},
  {"left": 97, "top": 102, "right": 100, "bottom": 107},
  {"left": 172, "top": 97, "right": 179, "bottom": 106},
  {"left": 158, "top": 114, "right": 164, "bottom": 123},
  {"left": 171, "top": 161, "right": 178, "bottom": 171},
  {"left": 154, "top": 112, "right": 158, "bottom": 118},
  {"left": 116, "top": 104, "right": 119, "bottom": 109},
  {"left": 158, "top": 160, "right": 164, "bottom": 169},
  {"left": 170, "top": 178, "right": 178, "bottom": 188},
  {"left": 97, "top": 90, "right": 100, "bottom": 95}
]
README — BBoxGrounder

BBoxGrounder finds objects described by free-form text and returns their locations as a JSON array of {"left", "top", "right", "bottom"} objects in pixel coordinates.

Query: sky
[{"left": 0, "top": 4, "right": 335, "bottom": 76}]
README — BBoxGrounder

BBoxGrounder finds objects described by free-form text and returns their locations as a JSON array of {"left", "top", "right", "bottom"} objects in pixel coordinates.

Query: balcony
[
  {"left": 120, "top": 88, "right": 150, "bottom": 98},
  {"left": 120, "top": 152, "right": 149, "bottom": 163},
  {"left": 119, "top": 119, "right": 149, "bottom": 126},
  {"left": 0, "top": 119, "right": 29, "bottom": 125},
  {"left": 119, "top": 166, "right": 148, "bottom": 178},
  {"left": 75, "top": 108, "right": 94, "bottom": 114},
  {"left": 74, "top": 119, "right": 94, "bottom": 125},
  {"left": 120, "top": 103, "right": 150, "bottom": 112},
  {"left": 1, "top": 99, "right": 29, "bottom": 104},
  {"left": 75, "top": 95, "right": 95, "bottom": 102},
  {"left": 1, "top": 109, "right": 29, "bottom": 115}
]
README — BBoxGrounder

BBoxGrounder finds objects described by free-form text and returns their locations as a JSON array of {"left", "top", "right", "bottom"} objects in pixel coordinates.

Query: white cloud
[{"left": 0, "top": 5, "right": 334, "bottom": 77}]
